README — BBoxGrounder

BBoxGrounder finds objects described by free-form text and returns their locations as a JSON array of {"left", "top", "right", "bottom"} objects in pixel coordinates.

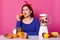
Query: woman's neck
[
  {"left": 24, "top": 16, "right": 32, "bottom": 20},
  {"left": 22, "top": 16, "right": 34, "bottom": 24}
]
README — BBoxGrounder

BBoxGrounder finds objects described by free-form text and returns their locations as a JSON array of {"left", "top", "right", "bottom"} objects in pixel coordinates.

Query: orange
[
  {"left": 18, "top": 14, "right": 24, "bottom": 17},
  {"left": 5, "top": 33, "right": 13, "bottom": 39},
  {"left": 17, "top": 32, "right": 22, "bottom": 37},
  {"left": 6, "top": 35, "right": 13, "bottom": 39},
  {"left": 12, "top": 34, "right": 18, "bottom": 38}
]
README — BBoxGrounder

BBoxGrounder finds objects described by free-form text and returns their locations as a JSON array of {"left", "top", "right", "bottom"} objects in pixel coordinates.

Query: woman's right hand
[
  {"left": 16, "top": 14, "right": 24, "bottom": 21},
  {"left": 16, "top": 14, "right": 21, "bottom": 21}
]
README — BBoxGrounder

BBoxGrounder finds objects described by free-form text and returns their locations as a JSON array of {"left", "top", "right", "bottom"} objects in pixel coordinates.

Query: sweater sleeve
[
  {"left": 16, "top": 21, "right": 22, "bottom": 29},
  {"left": 27, "top": 19, "right": 40, "bottom": 35}
]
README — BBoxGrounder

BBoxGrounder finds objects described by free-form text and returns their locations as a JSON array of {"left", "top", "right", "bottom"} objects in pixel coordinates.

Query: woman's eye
[
  {"left": 23, "top": 9, "right": 28, "bottom": 11},
  {"left": 26, "top": 9, "right": 28, "bottom": 11}
]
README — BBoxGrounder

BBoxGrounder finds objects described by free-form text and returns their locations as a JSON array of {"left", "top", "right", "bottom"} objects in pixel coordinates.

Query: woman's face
[{"left": 22, "top": 6, "right": 32, "bottom": 18}]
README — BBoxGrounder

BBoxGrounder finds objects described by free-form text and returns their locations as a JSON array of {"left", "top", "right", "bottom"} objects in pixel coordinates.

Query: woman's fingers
[
  {"left": 16, "top": 14, "right": 24, "bottom": 21},
  {"left": 16, "top": 14, "right": 20, "bottom": 21},
  {"left": 22, "top": 32, "right": 27, "bottom": 36},
  {"left": 22, "top": 32, "right": 28, "bottom": 39}
]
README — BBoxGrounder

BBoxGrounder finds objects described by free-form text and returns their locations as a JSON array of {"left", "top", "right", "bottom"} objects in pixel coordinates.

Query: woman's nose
[{"left": 23, "top": 11, "right": 27, "bottom": 14}]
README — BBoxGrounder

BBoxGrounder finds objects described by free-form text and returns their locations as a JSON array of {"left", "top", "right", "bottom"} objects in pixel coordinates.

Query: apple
[
  {"left": 42, "top": 33, "right": 46, "bottom": 37},
  {"left": 49, "top": 33, "right": 53, "bottom": 38}
]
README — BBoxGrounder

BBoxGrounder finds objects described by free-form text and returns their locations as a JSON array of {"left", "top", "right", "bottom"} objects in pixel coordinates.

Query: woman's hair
[{"left": 20, "top": 4, "right": 34, "bottom": 21}]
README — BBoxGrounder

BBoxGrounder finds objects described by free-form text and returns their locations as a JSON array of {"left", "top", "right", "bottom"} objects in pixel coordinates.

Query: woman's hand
[
  {"left": 16, "top": 14, "right": 21, "bottom": 21},
  {"left": 22, "top": 32, "right": 27, "bottom": 36},
  {"left": 16, "top": 14, "right": 24, "bottom": 21},
  {"left": 22, "top": 32, "right": 28, "bottom": 39}
]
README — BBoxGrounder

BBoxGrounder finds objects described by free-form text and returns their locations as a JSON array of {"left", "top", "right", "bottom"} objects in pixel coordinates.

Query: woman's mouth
[{"left": 24, "top": 13, "right": 27, "bottom": 15}]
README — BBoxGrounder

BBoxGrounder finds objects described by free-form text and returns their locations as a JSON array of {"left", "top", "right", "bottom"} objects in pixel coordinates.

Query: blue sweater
[{"left": 16, "top": 18, "right": 40, "bottom": 35}]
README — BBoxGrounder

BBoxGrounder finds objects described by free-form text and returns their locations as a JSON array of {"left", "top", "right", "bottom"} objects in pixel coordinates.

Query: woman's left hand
[
  {"left": 22, "top": 32, "right": 27, "bottom": 36},
  {"left": 20, "top": 32, "right": 27, "bottom": 39}
]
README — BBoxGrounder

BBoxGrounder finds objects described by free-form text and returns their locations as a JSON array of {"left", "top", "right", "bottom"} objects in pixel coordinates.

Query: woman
[{"left": 16, "top": 4, "right": 40, "bottom": 35}]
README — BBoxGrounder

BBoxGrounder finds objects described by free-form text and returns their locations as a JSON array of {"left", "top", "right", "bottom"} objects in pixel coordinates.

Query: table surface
[{"left": 0, "top": 35, "right": 60, "bottom": 40}]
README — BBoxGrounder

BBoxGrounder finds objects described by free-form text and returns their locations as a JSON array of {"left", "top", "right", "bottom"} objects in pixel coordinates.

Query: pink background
[{"left": 0, "top": 0, "right": 60, "bottom": 34}]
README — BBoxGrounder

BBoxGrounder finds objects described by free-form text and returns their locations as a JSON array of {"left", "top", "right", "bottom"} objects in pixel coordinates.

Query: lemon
[{"left": 44, "top": 33, "right": 49, "bottom": 38}]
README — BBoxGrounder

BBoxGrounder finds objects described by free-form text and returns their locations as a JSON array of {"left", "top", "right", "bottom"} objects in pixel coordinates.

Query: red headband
[{"left": 24, "top": 1, "right": 32, "bottom": 6}]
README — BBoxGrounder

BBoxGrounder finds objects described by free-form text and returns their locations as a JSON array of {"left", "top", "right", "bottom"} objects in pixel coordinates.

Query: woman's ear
[{"left": 30, "top": 10, "right": 32, "bottom": 13}]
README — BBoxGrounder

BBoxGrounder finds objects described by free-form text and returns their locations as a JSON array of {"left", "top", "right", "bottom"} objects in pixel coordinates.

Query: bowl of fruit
[{"left": 4, "top": 28, "right": 28, "bottom": 39}]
